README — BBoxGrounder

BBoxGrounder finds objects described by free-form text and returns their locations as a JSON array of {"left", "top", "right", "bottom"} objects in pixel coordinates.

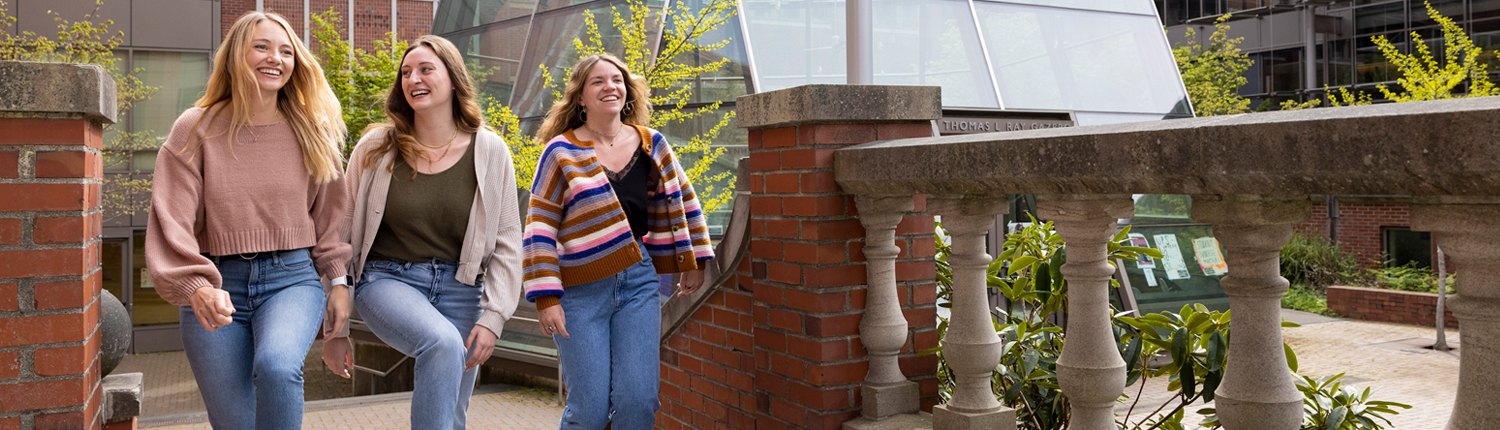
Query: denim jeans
[
  {"left": 554, "top": 241, "right": 661, "bottom": 430},
  {"left": 179, "top": 248, "right": 326, "bottom": 430},
  {"left": 355, "top": 258, "right": 483, "bottom": 430}
]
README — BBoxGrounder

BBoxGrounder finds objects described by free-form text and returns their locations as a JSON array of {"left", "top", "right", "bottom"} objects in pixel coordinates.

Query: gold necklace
[
  {"left": 584, "top": 122, "right": 623, "bottom": 147},
  {"left": 417, "top": 128, "right": 459, "bottom": 170}
]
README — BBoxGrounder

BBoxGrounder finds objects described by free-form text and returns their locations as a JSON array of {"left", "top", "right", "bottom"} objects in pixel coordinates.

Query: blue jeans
[
  {"left": 355, "top": 258, "right": 483, "bottom": 430},
  {"left": 179, "top": 248, "right": 326, "bottom": 430},
  {"left": 555, "top": 241, "right": 661, "bottom": 430}
]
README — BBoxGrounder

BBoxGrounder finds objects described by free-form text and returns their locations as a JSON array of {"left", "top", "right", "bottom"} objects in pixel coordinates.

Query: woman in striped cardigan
[{"left": 523, "top": 54, "right": 714, "bottom": 430}]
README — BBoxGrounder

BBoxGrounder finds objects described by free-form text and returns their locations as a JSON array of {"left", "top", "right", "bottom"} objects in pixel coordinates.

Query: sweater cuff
[
  {"left": 167, "top": 277, "right": 215, "bottom": 307},
  {"left": 476, "top": 311, "right": 506, "bottom": 339},
  {"left": 535, "top": 295, "right": 561, "bottom": 312},
  {"left": 317, "top": 261, "right": 349, "bottom": 281}
]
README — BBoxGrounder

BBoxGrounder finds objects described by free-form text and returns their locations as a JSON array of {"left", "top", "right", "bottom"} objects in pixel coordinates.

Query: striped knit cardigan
[{"left": 523, "top": 124, "right": 714, "bottom": 310}]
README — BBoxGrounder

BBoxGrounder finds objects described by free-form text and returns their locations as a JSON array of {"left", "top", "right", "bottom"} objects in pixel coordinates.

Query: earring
[
  {"left": 623, "top": 100, "right": 634, "bottom": 116},
  {"left": 579, "top": 108, "right": 587, "bottom": 122}
]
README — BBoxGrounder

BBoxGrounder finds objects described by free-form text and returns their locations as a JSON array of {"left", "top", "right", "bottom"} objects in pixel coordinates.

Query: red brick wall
[
  {"left": 224, "top": 0, "right": 432, "bottom": 53},
  {"left": 657, "top": 260, "right": 758, "bottom": 430},
  {"left": 1295, "top": 201, "right": 1413, "bottom": 269},
  {"left": 0, "top": 118, "right": 108, "bottom": 429},
  {"left": 1327, "top": 285, "right": 1458, "bottom": 329},
  {"left": 676, "top": 122, "right": 939, "bottom": 430}
]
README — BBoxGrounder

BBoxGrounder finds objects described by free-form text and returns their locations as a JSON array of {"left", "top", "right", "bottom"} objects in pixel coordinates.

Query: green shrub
[
  {"left": 1365, "top": 262, "right": 1456, "bottom": 294},
  {"left": 1282, "top": 284, "right": 1337, "bottom": 317},
  {"left": 1280, "top": 232, "right": 1361, "bottom": 290}
]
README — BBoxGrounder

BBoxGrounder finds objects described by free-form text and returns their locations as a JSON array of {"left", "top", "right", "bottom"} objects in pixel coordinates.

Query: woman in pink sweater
[{"left": 144, "top": 12, "right": 350, "bottom": 429}]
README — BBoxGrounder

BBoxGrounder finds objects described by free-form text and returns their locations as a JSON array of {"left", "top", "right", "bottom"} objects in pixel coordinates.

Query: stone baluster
[
  {"left": 928, "top": 196, "right": 1016, "bottom": 430},
  {"left": 1191, "top": 195, "right": 1308, "bottom": 430},
  {"left": 1040, "top": 195, "right": 1133, "bottom": 430},
  {"left": 853, "top": 195, "right": 920, "bottom": 419},
  {"left": 1411, "top": 200, "right": 1500, "bottom": 430}
]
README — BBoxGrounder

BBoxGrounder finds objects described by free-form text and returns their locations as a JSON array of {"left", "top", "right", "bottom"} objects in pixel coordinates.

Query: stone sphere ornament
[{"left": 99, "top": 290, "right": 131, "bottom": 377}]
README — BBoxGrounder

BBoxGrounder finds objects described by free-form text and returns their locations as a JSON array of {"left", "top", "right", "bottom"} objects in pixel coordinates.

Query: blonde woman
[
  {"left": 320, "top": 35, "right": 522, "bottom": 430},
  {"left": 524, "top": 54, "right": 713, "bottom": 430},
  {"left": 145, "top": 11, "right": 349, "bottom": 429}
]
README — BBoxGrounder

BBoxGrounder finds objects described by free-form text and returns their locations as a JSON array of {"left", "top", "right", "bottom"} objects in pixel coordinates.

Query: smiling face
[
  {"left": 400, "top": 46, "right": 453, "bottom": 114},
  {"left": 579, "top": 60, "right": 626, "bottom": 121},
  {"left": 244, "top": 20, "right": 296, "bottom": 100}
]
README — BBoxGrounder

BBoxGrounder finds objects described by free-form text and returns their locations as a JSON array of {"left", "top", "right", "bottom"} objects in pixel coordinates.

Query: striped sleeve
[
  {"left": 654, "top": 133, "right": 714, "bottom": 265},
  {"left": 522, "top": 140, "right": 567, "bottom": 305}
]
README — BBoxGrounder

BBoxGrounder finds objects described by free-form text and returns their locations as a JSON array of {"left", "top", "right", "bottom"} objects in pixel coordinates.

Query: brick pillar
[
  {"left": 0, "top": 61, "right": 118, "bottom": 430},
  {"left": 736, "top": 85, "right": 942, "bottom": 430}
]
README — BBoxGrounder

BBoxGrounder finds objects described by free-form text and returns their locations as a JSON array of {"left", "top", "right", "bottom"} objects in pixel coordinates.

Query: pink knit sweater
[{"left": 146, "top": 107, "right": 351, "bottom": 306}]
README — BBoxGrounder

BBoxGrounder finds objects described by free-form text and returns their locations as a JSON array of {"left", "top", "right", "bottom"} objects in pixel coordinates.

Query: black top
[
  {"left": 369, "top": 137, "right": 478, "bottom": 262},
  {"left": 607, "top": 148, "right": 651, "bottom": 239}
]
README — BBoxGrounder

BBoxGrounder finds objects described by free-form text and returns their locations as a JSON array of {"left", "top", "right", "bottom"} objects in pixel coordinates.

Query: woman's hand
[
  {"left": 676, "top": 269, "right": 707, "bottom": 297},
  {"left": 322, "top": 336, "right": 354, "bottom": 378},
  {"left": 539, "top": 305, "right": 569, "bottom": 339},
  {"left": 464, "top": 326, "right": 498, "bottom": 370},
  {"left": 189, "top": 287, "right": 234, "bottom": 331},
  {"left": 324, "top": 284, "right": 351, "bottom": 337}
]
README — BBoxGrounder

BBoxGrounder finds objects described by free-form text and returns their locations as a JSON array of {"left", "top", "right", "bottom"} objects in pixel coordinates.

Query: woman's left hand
[
  {"left": 464, "top": 325, "right": 498, "bottom": 371},
  {"left": 676, "top": 269, "right": 707, "bottom": 297}
]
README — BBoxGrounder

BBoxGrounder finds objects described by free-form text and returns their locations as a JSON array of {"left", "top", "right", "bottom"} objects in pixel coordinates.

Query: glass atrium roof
[{"left": 434, "top": 0, "right": 1192, "bottom": 126}]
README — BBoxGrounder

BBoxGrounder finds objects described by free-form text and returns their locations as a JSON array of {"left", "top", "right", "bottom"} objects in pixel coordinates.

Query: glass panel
[
  {"left": 1475, "top": 20, "right": 1500, "bottom": 72},
  {"left": 656, "top": 0, "right": 754, "bottom": 104},
  {"left": 537, "top": 0, "right": 663, "bottom": 14},
  {"left": 510, "top": 1, "right": 662, "bottom": 117},
  {"left": 1355, "top": 2, "right": 1405, "bottom": 35},
  {"left": 1327, "top": 39, "right": 1354, "bottom": 87},
  {"left": 981, "top": 0, "right": 1156, "bottom": 16},
  {"left": 452, "top": 19, "right": 532, "bottom": 107},
  {"left": 132, "top": 151, "right": 157, "bottom": 173},
  {"left": 1119, "top": 223, "right": 1231, "bottom": 316},
  {"left": 1156, "top": 0, "right": 1186, "bottom": 26},
  {"left": 1384, "top": 227, "right": 1432, "bottom": 269},
  {"left": 1356, "top": 32, "right": 1404, "bottom": 84},
  {"left": 654, "top": 106, "right": 746, "bottom": 235},
  {"left": 133, "top": 230, "right": 177, "bottom": 326},
  {"left": 102, "top": 240, "right": 125, "bottom": 301},
  {"left": 433, "top": 0, "right": 537, "bottom": 34},
  {"left": 869, "top": 0, "right": 998, "bottom": 108},
  {"left": 105, "top": 49, "right": 129, "bottom": 172},
  {"left": 132, "top": 51, "right": 210, "bottom": 148},
  {"left": 1264, "top": 48, "right": 1302, "bottom": 93},
  {"left": 741, "top": 0, "right": 848, "bottom": 93},
  {"left": 1408, "top": 0, "right": 1462, "bottom": 28},
  {"left": 977, "top": 3, "right": 1190, "bottom": 115},
  {"left": 1476, "top": 0, "right": 1500, "bottom": 20}
]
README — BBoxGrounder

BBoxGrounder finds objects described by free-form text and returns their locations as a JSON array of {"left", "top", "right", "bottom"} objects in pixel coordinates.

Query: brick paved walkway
[{"left": 124, "top": 310, "right": 1456, "bottom": 429}]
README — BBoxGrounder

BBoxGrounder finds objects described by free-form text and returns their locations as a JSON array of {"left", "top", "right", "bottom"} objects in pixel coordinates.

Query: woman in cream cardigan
[{"left": 320, "top": 35, "right": 522, "bottom": 430}]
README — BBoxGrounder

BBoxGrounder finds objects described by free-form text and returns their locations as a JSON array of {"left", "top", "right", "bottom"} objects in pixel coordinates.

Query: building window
[{"left": 1383, "top": 226, "right": 1432, "bottom": 269}]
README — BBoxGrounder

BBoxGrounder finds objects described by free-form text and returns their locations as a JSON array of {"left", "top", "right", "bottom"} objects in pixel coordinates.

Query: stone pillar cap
[
  {"left": 0, "top": 60, "right": 118, "bottom": 124},
  {"left": 736, "top": 84, "right": 940, "bottom": 130}
]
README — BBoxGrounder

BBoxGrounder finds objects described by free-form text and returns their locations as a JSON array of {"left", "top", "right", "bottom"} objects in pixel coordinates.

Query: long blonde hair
[
  {"left": 361, "top": 35, "right": 484, "bottom": 172},
  {"left": 184, "top": 11, "right": 346, "bottom": 183},
  {"left": 534, "top": 54, "right": 652, "bottom": 143}
]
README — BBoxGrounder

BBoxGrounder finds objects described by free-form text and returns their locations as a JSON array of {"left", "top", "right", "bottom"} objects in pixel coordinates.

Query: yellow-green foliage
[
  {"left": 490, "top": 0, "right": 739, "bottom": 215},
  {"left": 1172, "top": 15, "right": 1252, "bottom": 117},
  {"left": 0, "top": 0, "right": 158, "bottom": 215},
  {"left": 311, "top": 9, "right": 409, "bottom": 157},
  {"left": 1370, "top": 1, "right": 1498, "bottom": 103}
]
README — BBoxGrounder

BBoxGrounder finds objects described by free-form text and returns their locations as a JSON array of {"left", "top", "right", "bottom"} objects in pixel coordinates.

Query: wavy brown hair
[
  {"left": 534, "top": 54, "right": 652, "bottom": 143},
  {"left": 185, "top": 11, "right": 346, "bottom": 183},
  {"left": 360, "top": 35, "right": 484, "bottom": 171}
]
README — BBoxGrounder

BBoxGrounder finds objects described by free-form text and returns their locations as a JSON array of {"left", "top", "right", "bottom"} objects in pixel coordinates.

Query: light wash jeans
[
  {"left": 554, "top": 241, "right": 662, "bottom": 430},
  {"left": 355, "top": 258, "right": 483, "bottom": 430},
  {"left": 179, "top": 248, "right": 326, "bottom": 430}
]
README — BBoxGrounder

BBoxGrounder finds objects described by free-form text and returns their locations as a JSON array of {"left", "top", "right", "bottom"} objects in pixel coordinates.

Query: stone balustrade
[{"left": 831, "top": 91, "right": 1500, "bottom": 430}]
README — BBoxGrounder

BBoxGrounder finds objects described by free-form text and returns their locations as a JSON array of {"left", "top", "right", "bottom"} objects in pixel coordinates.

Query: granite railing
[{"left": 832, "top": 95, "right": 1500, "bottom": 430}]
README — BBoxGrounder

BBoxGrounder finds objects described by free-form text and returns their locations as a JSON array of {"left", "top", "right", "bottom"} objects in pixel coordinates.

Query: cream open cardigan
[{"left": 329, "top": 127, "right": 523, "bottom": 338}]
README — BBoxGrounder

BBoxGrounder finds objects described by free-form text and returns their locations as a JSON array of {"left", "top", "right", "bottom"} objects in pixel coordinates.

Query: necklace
[
  {"left": 584, "top": 122, "right": 623, "bottom": 147},
  {"left": 417, "top": 128, "right": 459, "bottom": 170}
]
